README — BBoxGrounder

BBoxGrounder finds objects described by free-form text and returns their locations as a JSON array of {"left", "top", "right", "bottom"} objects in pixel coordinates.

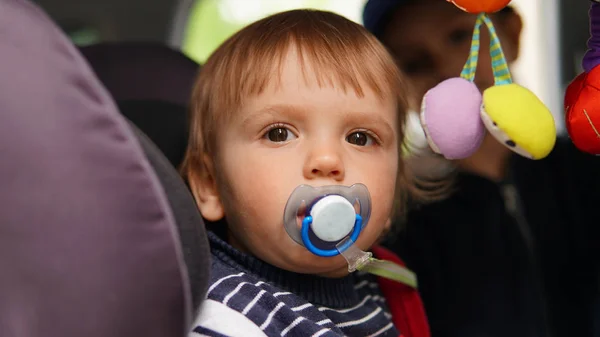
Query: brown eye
[
  {"left": 265, "top": 127, "right": 295, "bottom": 143},
  {"left": 402, "top": 57, "right": 432, "bottom": 75},
  {"left": 346, "top": 132, "right": 373, "bottom": 146},
  {"left": 448, "top": 28, "right": 472, "bottom": 45}
]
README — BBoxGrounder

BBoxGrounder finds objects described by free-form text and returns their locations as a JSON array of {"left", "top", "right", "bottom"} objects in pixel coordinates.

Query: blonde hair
[{"left": 181, "top": 9, "right": 440, "bottom": 221}]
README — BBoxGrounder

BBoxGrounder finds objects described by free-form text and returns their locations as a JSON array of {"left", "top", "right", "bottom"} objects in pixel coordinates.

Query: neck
[
  {"left": 457, "top": 133, "right": 512, "bottom": 182},
  {"left": 209, "top": 231, "right": 363, "bottom": 308}
]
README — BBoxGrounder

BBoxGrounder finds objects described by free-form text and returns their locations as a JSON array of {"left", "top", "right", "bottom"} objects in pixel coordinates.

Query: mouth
[{"left": 296, "top": 202, "right": 307, "bottom": 227}]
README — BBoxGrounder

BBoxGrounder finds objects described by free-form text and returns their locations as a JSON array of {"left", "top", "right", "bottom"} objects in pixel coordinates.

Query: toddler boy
[{"left": 182, "top": 9, "right": 430, "bottom": 337}]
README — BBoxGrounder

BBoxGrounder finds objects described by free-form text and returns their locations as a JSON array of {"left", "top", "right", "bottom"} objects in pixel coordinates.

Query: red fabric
[
  {"left": 372, "top": 246, "right": 431, "bottom": 337},
  {"left": 564, "top": 66, "right": 600, "bottom": 154},
  {"left": 448, "top": 0, "right": 511, "bottom": 13}
]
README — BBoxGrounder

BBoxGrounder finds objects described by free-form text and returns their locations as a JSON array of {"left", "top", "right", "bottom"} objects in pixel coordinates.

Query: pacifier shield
[{"left": 283, "top": 184, "right": 371, "bottom": 256}]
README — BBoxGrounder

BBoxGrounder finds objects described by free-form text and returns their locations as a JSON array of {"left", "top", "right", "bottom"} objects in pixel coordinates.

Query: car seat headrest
[
  {"left": 80, "top": 42, "right": 200, "bottom": 107},
  {"left": 80, "top": 43, "right": 198, "bottom": 168},
  {"left": 0, "top": 1, "right": 207, "bottom": 335},
  {"left": 117, "top": 100, "right": 189, "bottom": 169}
]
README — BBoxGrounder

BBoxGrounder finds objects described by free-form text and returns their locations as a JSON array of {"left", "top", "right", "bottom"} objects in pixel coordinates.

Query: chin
[
  {"left": 296, "top": 261, "right": 351, "bottom": 278},
  {"left": 315, "top": 266, "right": 352, "bottom": 278},
  {"left": 275, "top": 247, "right": 351, "bottom": 277}
]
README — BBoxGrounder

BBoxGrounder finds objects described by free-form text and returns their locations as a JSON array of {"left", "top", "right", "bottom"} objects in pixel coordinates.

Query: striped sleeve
[
  {"left": 198, "top": 256, "right": 401, "bottom": 337},
  {"left": 205, "top": 272, "right": 340, "bottom": 337},
  {"left": 189, "top": 299, "right": 268, "bottom": 337}
]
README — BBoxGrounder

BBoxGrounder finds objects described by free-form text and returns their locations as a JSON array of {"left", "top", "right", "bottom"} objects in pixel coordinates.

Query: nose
[
  {"left": 415, "top": 53, "right": 475, "bottom": 101},
  {"left": 436, "top": 54, "right": 466, "bottom": 84},
  {"left": 303, "top": 143, "right": 345, "bottom": 181}
]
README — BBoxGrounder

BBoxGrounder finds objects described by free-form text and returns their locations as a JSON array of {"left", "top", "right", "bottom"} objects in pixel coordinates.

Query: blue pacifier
[
  {"left": 283, "top": 183, "right": 419, "bottom": 288},
  {"left": 283, "top": 184, "right": 371, "bottom": 258}
]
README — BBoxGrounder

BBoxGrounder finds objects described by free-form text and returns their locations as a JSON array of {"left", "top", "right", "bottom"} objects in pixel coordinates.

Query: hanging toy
[
  {"left": 447, "top": 0, "right": 512, "bottom": 14},
  {"left": 420, "top": 78, "right": 484, "bottom": 160},
  {"left": 440, "top": 1, "right": 556, "bottom": 160},
  {"left": 422, "top": 5, "right": 556, "bottom": 160},
  {"left": 420, "top": 20, "right": 485, "bottom": 160},
  {"left": 564, "top": 2, "right": 600, "bottom": 155},
  {"left": 476, "top": 14, "right": 556, "bottom": 159},
  {"left": 283, "top": 184, "right": 418, "bottom": 288}
]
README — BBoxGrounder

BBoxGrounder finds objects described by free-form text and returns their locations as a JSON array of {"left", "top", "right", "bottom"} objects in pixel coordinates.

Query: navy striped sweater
[{"left": 190, "top": 231, "right": 400, "bottom": 337}]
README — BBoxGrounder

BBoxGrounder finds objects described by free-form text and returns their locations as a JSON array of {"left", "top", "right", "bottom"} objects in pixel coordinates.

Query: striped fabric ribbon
[
  {"left": 460, "top": 13, "right": 513, "bottom": 86},
  {"left": 460, "top": 14, "right": 482, "bottom": 81}
]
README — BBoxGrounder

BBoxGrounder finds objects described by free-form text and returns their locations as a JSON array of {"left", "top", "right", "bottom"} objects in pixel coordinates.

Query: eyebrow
[
  {"left": 340, "top": 110, "right": 396, "bottom": 139},
  {"left": 241, "top": 103, "right": 396, "bottom": 136},
  {"left": 240, "top": 104, "right": 309, "bottom": 128}
]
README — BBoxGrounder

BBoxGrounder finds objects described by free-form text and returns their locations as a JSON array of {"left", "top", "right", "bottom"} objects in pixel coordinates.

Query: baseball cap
[
  {"left": 362, "top": 0, "right": 410, "bottom": 39},
  {"left": 362, "top": 0, "right": 514, "bottom": 40}
]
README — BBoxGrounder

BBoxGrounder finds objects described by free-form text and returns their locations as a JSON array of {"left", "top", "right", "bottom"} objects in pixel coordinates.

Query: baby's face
[{"left": 211, "top": 50, "right": 399, "bottom": 276}]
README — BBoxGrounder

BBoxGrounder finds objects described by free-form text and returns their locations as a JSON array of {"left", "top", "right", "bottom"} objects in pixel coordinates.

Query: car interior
[{"left": 0, "top": 0, "right": 595, "bottom": 336}]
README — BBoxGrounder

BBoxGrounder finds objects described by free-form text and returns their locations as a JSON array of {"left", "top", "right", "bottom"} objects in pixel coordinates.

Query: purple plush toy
[{"left": 421, "top": 77, "right": 485, "bottom": 160}]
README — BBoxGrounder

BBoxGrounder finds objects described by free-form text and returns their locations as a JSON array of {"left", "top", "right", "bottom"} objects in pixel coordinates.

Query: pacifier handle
[{"left": 301, "top": 214, "right": 363, "bottom": 257}]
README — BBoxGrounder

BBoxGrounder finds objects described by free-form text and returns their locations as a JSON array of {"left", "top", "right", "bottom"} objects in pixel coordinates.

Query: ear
[
  {"left": 384, "top": 218, "right": 392, "bottom": 232},
  {"left": 498, "top": 10, "right": 523, "bottom": 64},
  {"left": 188, "top": 155, "right": 225, "bottom": 221}
]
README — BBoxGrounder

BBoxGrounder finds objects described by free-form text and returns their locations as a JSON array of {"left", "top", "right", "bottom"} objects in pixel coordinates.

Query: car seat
[
  {"left": 0, "top": 1, "right": 209, "bottom": 336},
  {"left": 80, "top": 42, "right": 200, "bottom": 168}
]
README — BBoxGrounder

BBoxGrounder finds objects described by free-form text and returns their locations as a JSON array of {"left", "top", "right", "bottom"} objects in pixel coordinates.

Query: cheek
[
  {"left": 409, "top": 77, "right": 433, "bottom": 103},
  {"left": 371, "top": 173, "right": 397, "bottom": 215},
  {"left": 475, "top": 33, "right": 514, "bottom": 90},
  {"left": 217, "top": 145, "right": 298, "bottom": 221},
  {"left": 358, "top": 152, "right": 398, "bottom": 218},
  {"left": 497, "top": 30, "right": 516, "bottom": 62},
  {"left": 474, "top": 51, "right": 495, "bottom": 90},
  {"left": 355, "top": 181, "right": 397, "bottom": 250}
]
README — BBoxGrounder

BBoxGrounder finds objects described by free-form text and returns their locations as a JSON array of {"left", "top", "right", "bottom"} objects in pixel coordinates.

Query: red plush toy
[
  {"left": 564, "top": 3, "right": 600, "bottom": 155},
  {"left": 564, "top": 68, "right": 600, "bottom": 154},
  {"left": 447, "top": 0, "right": 512, "bottom": 14}
]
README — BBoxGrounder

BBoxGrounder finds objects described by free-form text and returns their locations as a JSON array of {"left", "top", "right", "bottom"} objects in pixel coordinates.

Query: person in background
[{"left": 363, "top": 1, "right": 600, "bottom": 336}]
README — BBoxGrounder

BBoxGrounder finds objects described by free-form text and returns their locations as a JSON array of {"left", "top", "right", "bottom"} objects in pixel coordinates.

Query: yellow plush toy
[
  {"left": 483, "top": 84, "right": 556, "bottom": 159},
  {"left": 471, "top": 13, "right": 556, "bottom": 159}
]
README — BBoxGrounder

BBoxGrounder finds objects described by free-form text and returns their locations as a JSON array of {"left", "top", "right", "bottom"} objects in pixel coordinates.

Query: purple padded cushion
[
  {"left": 0, "top": 1, "right": 193, "bottom": 336},
  {"left": 80, "top": 42, "right": 200, "bottom": 107}
]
